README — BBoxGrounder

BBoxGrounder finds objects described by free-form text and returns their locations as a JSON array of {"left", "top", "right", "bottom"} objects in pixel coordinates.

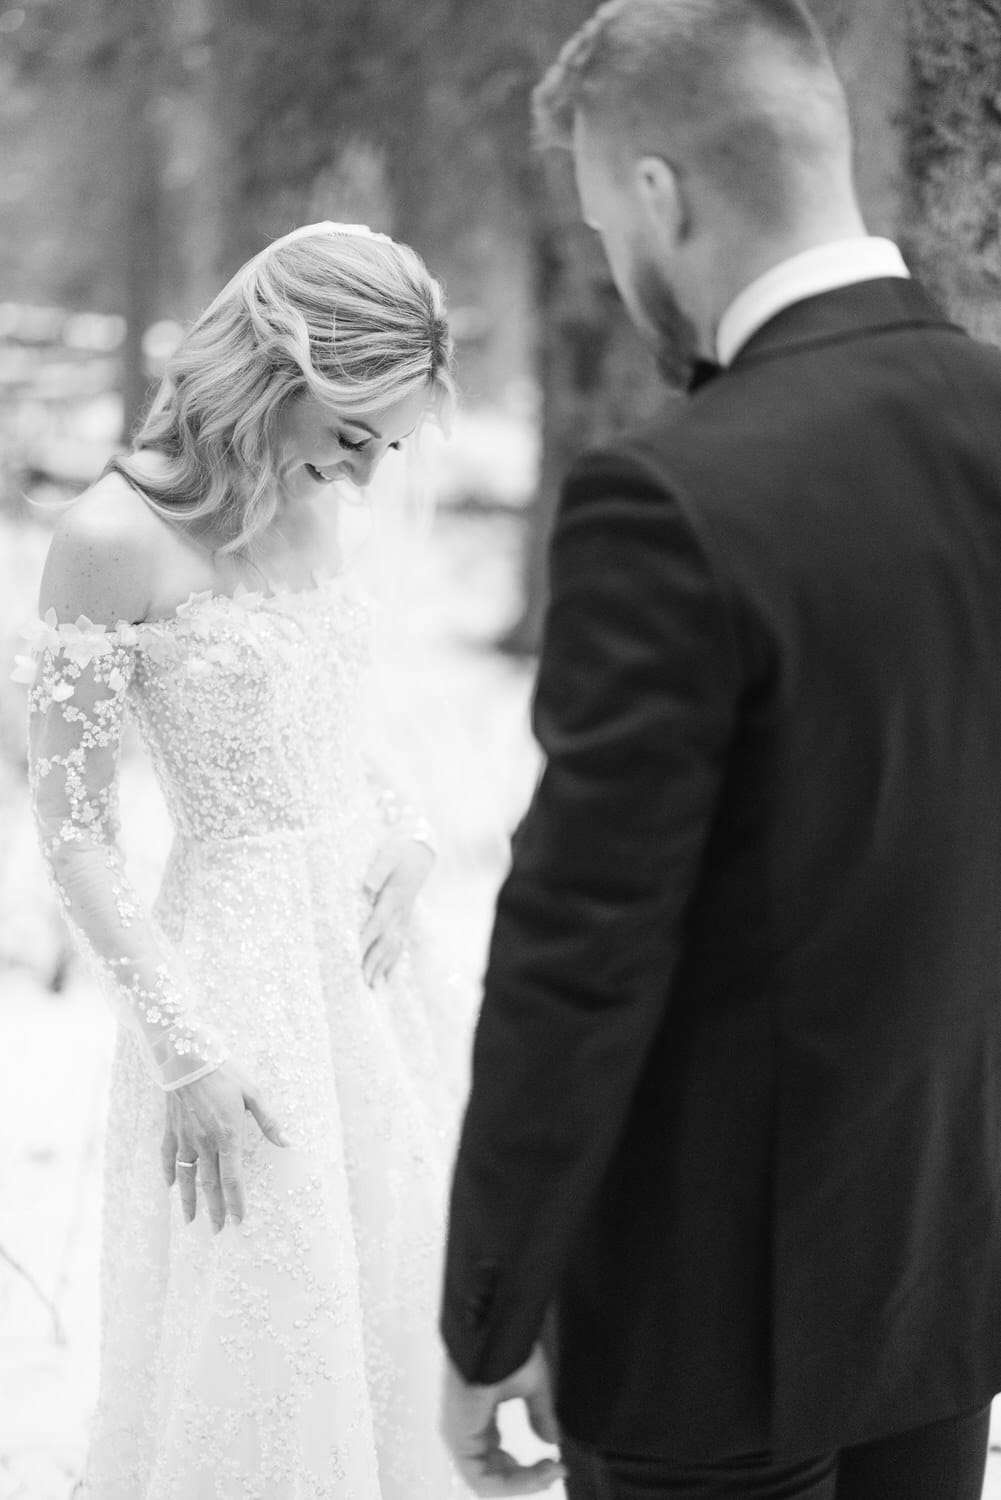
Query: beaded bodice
[
  {"left": 19, "top": 577, "right": 376, "bottom": 1090},
  {"left": 129, "top": 581, "right": 371, "bottom": 842}
]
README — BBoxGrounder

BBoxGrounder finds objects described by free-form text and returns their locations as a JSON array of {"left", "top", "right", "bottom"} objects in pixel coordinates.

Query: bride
[{"left": 18, "top": 222, "right": 471, "bottom": 1498}]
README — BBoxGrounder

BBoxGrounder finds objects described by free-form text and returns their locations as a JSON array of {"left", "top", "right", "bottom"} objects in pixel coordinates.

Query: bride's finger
[
  {"left": 362, "top": 841, "right": 399, "bottom": 898},
  {"left": 360, "top": 909, "right": 384, "bottom": 955},
  {"left": 361, "top": 904, "right": 394, "bottom": 961},
  {"left": 362, "top": 939, "right": 384, "bottom": 987},
  {"left": 375, "top": 943, "right": 403, "bottom": 986},
  {"left": 175, "top": 1151, "right": 199, "bottom": 1223},
  {"left": 161, "top": 1117, "right": 179, "bottom": 1189},
  {"left": 363, "top": 924, "right": 403, "bottom": 986},
  {"left": 198, "top": 1152, "right": 227, "bottom": 1234},
  {"left": 243, "top": 1085, "right": 293, "bottom": 1149},
  {"left": 381, "top": 932, "right": 404, "bottom": 974},
  {"left": 218, "top": 1146, "right": 245, "bottom": 1227},
  {"left": 360, "top": 884, "right": 400, "bottom": 948}
]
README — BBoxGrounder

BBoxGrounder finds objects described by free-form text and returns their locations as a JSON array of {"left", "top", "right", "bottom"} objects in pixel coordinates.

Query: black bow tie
[{"left": 687, "top": 357, "right": 724, "bottom": 393}]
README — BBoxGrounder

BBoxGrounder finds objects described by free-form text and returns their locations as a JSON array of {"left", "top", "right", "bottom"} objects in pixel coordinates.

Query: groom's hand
[{"left": 440, "top": 1344, "right": 566, "bottom": 1496}]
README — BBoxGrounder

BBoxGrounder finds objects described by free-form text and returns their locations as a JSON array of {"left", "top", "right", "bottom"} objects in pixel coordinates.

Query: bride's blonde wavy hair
[{"left": 110, "top": 225, "right": 455, "bottom": 555}]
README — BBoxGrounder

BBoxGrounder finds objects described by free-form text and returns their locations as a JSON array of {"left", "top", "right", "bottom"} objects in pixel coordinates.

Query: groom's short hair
[{"left": 533, "top": 0, "right": 851, "bottom": 227}]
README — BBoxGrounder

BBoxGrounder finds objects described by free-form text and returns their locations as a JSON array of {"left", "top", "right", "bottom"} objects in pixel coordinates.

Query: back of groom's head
[{"left": 533, "top": 0, "right": 852, "bottom": 231}]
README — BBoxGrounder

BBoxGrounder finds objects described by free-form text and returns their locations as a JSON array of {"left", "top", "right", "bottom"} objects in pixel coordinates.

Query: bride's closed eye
[{"left": 338, "top": 434, "right": 404, "bottom": 454}]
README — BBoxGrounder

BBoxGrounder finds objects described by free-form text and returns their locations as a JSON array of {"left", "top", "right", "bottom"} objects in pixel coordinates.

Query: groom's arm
[{"left": 441, "top": 444, "right": 741, "bottom": 1384}]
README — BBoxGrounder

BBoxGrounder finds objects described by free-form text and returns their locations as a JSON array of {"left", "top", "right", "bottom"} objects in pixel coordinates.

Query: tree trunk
[
  {"left": 812, "top": 0, "right": 909, "bottom": 238},
  {"left": 498, "top": 1, "right": 672, "bottom": 656},
  {"left": 902, "top": 0, "right": 1001, "bottom": 345},
  {"left": 120, "top": 0, "right": 163, "bottom": 440},
  {"left": 500, "top": 149, "right": 672, "bottom": 655}
]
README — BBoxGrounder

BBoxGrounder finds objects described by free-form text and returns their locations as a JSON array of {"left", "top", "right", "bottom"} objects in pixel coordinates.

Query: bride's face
[{"left": 278, "top": 385, "right": 429, "bottom": 501}]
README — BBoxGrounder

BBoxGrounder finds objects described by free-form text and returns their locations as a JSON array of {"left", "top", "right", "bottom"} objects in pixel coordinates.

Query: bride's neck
[{"left": 235, "top": 501, "right": 342, "bottom": 592}]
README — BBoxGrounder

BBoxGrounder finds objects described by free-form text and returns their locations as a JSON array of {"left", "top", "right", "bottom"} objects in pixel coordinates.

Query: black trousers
[{"left": 562, "top": 1406, "right": 991, "bottom": 1500}]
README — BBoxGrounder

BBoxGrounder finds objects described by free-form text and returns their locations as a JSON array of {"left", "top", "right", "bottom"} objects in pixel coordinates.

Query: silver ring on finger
[{"left": 175, "top": 1157, "right": 198, "bottom": 1169}]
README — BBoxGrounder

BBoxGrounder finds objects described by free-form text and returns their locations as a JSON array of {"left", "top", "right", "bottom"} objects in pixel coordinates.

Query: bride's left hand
[{"left": 361, "top": 837, "right": 435, "bottom": 986}]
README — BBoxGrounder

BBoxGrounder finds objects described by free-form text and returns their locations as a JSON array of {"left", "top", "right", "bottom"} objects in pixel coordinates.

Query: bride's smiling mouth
[{"left": 305, "top": 462, "right": 338, "bottom": 484}]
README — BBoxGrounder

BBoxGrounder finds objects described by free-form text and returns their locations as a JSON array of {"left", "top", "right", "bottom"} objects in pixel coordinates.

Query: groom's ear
[{"left": 635, "top": 154, "right": 688, "bottom": 247}]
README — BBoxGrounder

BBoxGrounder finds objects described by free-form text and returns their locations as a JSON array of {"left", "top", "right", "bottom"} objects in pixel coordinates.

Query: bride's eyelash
[{"left": 338, "top": 435, "right": 404, "bottom": 454}]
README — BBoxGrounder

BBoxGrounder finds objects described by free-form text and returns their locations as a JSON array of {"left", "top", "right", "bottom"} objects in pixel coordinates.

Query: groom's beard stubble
[{"left": 632, "top": 253, "right": 702, "bottom": 389}]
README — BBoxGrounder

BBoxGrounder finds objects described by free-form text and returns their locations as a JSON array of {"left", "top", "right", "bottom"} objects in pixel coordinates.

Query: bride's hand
[
  {"left": 361, "top": 836, "right": 435, "bottom": 986},
  {"left": 161, "top": 1060, "right": 292, "bottom": 1231}
]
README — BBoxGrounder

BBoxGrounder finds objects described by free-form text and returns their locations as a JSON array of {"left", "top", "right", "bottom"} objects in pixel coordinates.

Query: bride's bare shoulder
[{"left": 39, "top": 470, "right": 167, "bottom": 625}]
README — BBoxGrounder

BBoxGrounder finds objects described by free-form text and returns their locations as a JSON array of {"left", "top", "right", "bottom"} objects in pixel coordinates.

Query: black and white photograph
[{"left": 2, "top": 1, "right": 1001, "bottom": 1497}]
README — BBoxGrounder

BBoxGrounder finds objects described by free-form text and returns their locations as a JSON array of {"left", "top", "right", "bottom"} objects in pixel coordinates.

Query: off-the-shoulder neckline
[
  {"left": 147, "top": 571, "right": 348, "bottom": 625},
  {"left": 18, "top": 571, "right": 365, "bottom": 655}
]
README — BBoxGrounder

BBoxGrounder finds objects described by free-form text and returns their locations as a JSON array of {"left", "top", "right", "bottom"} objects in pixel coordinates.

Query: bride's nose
[{"left": 347, "top": 448, "right": 380, "bottom": 489}]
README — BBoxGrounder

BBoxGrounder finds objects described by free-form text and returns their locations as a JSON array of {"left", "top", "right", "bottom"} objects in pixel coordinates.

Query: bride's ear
[{"left": 634, "top": 155, "right": 689, "bottom": 248}]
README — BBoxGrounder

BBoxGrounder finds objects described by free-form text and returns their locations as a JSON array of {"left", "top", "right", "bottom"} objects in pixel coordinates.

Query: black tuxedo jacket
[{"left": 441, "top": 277, "right": 1001, "bottom": 1461}]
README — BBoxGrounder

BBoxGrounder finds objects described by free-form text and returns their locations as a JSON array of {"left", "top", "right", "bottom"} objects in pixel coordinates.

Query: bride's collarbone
[
  {"left": 142, "top": 522, "right": 331, "bottom": 619},
  {"left": 139, "top": 530, "right": 234, "bottom": 622},
  {"left": 89, "top": 471, "right": 336, "bottom": 621},
  {"left": 142, "top": 549, "right": 304, "bottom": 620}
]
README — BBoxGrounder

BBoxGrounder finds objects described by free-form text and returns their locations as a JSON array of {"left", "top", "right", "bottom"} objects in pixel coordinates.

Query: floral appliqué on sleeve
[{"left": 16, "top": 610, "right": 229, "bottom": 1089}]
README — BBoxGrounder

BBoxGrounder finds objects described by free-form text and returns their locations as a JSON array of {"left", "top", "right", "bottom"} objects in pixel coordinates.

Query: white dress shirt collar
[{"left": 715, "top": 237, "right": 911, "bottom": 367}]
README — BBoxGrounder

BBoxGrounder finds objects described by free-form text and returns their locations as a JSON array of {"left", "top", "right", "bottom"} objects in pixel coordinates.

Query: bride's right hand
[{"left": 160, "top": 1061, "right": 293, "bottom": 1232}]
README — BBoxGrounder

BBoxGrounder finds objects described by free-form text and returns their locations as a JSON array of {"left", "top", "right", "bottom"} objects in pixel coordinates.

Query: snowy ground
[{"left": 2, "top": 414, "right": 1001, "bottom": 1497}]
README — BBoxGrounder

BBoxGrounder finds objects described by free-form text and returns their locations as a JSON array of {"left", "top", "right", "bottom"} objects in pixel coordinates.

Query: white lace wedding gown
[{"left": 20, "top": 574, "right": 472, "bottom": 1499}]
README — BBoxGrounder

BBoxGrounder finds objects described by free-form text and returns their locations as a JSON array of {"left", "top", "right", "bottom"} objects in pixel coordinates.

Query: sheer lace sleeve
[{"left": 15, "top": 609, "right": 229, "bottom": 1090}]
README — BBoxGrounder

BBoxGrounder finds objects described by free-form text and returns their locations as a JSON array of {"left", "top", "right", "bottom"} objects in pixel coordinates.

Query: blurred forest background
[
  {"left": 1, "top": 0, "right": 1000, "bottom": 648},
  {"left": 2, "top": 3, "right": 1001, "bottom": 1494}
]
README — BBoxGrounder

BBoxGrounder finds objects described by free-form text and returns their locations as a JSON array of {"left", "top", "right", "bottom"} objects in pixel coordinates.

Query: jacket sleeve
[
  {"left": 19, "top": 610, "right": 230, "bottom": 1090},
  {"left": 440, "top": 447, "right": 740, "bottom": 1381}
]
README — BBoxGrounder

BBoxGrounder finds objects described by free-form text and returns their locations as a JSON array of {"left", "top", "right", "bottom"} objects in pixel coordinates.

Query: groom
[{"left": 440, "top": 1, "right": 1001, "bottom": 1497}]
